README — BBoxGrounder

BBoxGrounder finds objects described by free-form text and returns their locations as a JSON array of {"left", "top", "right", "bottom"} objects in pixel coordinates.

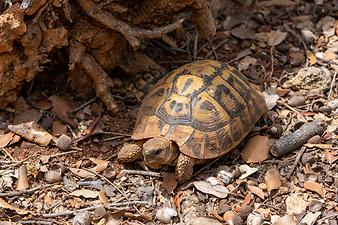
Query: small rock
[
  {"left": 288, "top": 96, "right": 306, "bottom": 107},
  {"left": 73, "top": 211, "right": 92, "bottom": 225},
  {"left": 247, "top": 212, "right": 263, "bottom": 225},
  {"left": 274, "top": 215, "right": 297, "bottom": 225},
  {"left": 217, "top": 170, "right": 234, "bottom": 185},
  {"left": 308, "top": 200, "right": 323, "bottom": 212},
  {"left": 307, "top": 135, "right": 321, "bottom": 144},
  {"left": 319, "top": 105, "right": 332, "bottom": 114},
  {"left": 301, "top": 29, "right": 316, "bottom": 44},
  {"left": 44, "top": 170, "right": 62, "bottom": 184},
  {"left": 288, "top": 51, "right": 305, "bottom": 66},
  {"left": 156, "top": 207, "right": 177, "bottom": 224},
  {"left": 238, "top": 205, "right": 252, "bottom": 220},
  {"left": 286, "top": 194, "right": 308, "bottom": 220},
  {"left": 271, "top": 215, "right": 281, "bottom": 224},
  {"left": 223, "top": 211, "right": 243, "bottom": 225}
]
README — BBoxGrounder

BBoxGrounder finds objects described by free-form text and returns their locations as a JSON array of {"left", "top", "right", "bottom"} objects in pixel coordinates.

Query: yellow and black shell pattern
[{"left": 132, "top": 60, "right": 267, "bottom": 159}]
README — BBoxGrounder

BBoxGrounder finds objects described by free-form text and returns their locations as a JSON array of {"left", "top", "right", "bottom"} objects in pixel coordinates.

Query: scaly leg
[
  {"left": 175, "top": 153, "right": 195, "bottom": 184},
  {"left": 118, "top": 143, "right": 143, "bottom": 162}
]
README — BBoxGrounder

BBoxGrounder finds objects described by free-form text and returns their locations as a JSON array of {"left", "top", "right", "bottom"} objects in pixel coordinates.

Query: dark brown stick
[{"left": 270, "top": 120, "right": 327, "bottom": 157}]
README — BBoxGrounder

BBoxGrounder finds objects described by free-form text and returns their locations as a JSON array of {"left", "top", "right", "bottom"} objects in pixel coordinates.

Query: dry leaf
[
  {"left": 238, "top": 56, "right": 257, "bottom": 71},
  {"left": 257, "top": 0, "right": 296, "bottom": 7},
  {"left": 52, "top": 120, "right": 68, "bottom": 136},
  {"left": 325, "top": 151, "right": 338, "bottom": 164},
  {"left": 268, "top": 30, "right": 288, "bottom": 46},
  {"left": 70, "top": 189, "right": 99, "bottom": 198},
  {"left": 264, "top": 168, "right": 282, "bottom": 192},
  {"left": 44, "top": 192, "right": 53, "bottom": 208},
  {"left": 98, "top": 190, "right": 109, "bottom": 206},
  {"left": 241, "top": 135, "right": 270, "bottom": 163},
  {"left": 263, "top": 91, "right": 279, "bottom": 110},
  {"left": 16, "top": 165, "right": 29, "bottom": 191},
  {"left": 307, "top": 50, "right": 317, "bottom": 65},
  {"left": 8, "top": 121, "right": 53, "bottom": 146},
  {"left": 68, "top": 167, "right": 96, "bottom": 178},
  {"left": 0, "top": 132, "right": 14, "bottom": 148},
  {"left": 49, "top": 95, "right": 77, "bottom": 128},
  {"left": 247, "top": 185, "right": 265, "bottom": 199},
  {"left": 173, "top": 192, "right": 184, "bottom": 210},
  {"left": 33, "top": 99, "right": 52, "bottom": 110},
  {"left": 286, "top": 194, "right": 308, "bottom": 216},
  {"left": 9, "top": 134, "right": 21, "bottom": 146},
  {"left": 161, "top": 172, "right": 177, "bottom": 194},
  {"left": 13, "top": 109, "right": 43, "bottom": 125},
  {"left": 0, "top": 198, "right": 29, "bottom": 215},
  {"left": 304, "top": 181, "right": 325, "bottom": 197},
  {"left": 193, "top": 181, "right": 229, "bottom": 198},
  {"left": 89, "top": 158, "right": 109, "bottom": 173},
  {"left": 239, "top": 165, "right": 258, "bottom": 179},
  {"left": 230, "top": 24, "right": 255, "bottom": 40}
]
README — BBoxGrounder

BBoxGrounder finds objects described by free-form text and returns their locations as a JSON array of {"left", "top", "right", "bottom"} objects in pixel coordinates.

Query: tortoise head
[{"left": 142, "top": 136, "right": 179, "bottom": 169}]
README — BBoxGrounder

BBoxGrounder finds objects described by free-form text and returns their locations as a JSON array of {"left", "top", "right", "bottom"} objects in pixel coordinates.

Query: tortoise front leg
[
  {"left": 118, "top": 143, "right": 143, "bottom": 162},
  {"left": 175, "top": 153, "right": 195, "bottom": 184}
]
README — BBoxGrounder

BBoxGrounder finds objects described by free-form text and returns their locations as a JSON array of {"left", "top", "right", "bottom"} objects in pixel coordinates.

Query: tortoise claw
[
  {"left": 118, "top": 143, "right": 142, "bottom": 162},
  {"left": 175, "top": 153, "right": 195, "bottom": 184}
]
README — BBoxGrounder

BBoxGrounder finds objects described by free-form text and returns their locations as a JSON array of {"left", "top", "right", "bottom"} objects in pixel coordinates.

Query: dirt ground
[{"left": 0, "top": 0, "right": 338, "bottom": 224}]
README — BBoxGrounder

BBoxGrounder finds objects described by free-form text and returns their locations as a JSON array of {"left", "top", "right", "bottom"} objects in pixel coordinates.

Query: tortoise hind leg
[
  {"left": 175, "top": 153, "right": 195, "bottom": 184},
  {"left": 118, "top": 143, "right": 143, "bottom": 162}
]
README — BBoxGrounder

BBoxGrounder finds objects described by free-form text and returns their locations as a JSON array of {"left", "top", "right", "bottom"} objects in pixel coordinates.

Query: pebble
[
  {"left": 217, "top": 170, "right": 234, "bottom": 185},
  {"left": 189, "top": 217, "right": 222, "bottom": 225},
  {"left": 307, "top": 135, "right": 321, "bottom": 144},
  {"left": 288, "top": 51, "right": 305, "bottom": 66},
  {"left": 238, "top": 205, "right": 252, "bottom": 220},
  {"left": 247, "top": 212, "right": 263, "bottom": 225},
  {"left": 308, "top": 200, "right": 323, "bottom": 212},
  {"left": 319, "top": 105, "right": 332, "bottom": 114},
  {"left": 301, "top": 152, "right": 314, "bottom": 165},
  {"left": 44, "top": 170, "right": 62, "bottom": 184},
  {"left": 217, "top": 199, "right": 232, "bottom": 215},
  {"left": 223, "top": 211, "right": 243, "bottom": 225},
  {"left": 288, "top": 95, "right": 306, "bottom": 107},
  {"left": 155, "top": 207, "right": 177, "bottom": 224}
]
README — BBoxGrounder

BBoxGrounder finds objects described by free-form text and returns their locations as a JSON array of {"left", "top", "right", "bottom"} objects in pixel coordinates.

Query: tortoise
[{"left": 118, "top": 60, "right": 267, "bottom": 183}]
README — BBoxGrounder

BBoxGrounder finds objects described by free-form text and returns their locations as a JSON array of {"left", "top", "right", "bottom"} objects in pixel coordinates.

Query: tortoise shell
[{"left": 132, "top": 60, "right": 267, "bottom": 159}]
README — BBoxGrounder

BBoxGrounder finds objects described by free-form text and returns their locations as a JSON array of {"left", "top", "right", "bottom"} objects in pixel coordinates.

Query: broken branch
[{"left": 270, "top": 120, "right": 327, "bottom": 157}]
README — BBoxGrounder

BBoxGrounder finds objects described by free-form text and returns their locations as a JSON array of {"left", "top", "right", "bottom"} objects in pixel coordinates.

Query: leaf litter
[{"left": 0, "top": 0, "right": 338, "bottom": 224}]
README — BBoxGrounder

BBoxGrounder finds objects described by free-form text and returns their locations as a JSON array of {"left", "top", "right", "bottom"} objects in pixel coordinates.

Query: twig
[
  {"left": 192, "top": 156, "right": 221, "bottom": 178},
  {"left": 317, "top": 213, "right": 338, "bottom": 223},
  {"left": 277, "top": 100, "right": 301, "bottom": 113},
  {"left": 286, "top": 147, "right": 306, "bottom": 179},
  {"left": 42, "top": 201, "right": 149, "bottom": 218},
  {"left": 1, "top": 147, "right": 15, "bottom": 161},
  {"left": 70, "top": 97, "right": 97, "bottom": 113},
  {"left": 328, "top": 70, "right": 337, "bottom": 100},
  {"left": 284, "top": 24, "right": 309, "bottom": 67},
  {"left": 207, "top": 38, "right": 218, "bottom": 60},
  {"left": 193, "top": 32, "right": 199, "bottom": 59},
  {"left": 269, "top": 46, "right": 274, "bottom": 79},
  {"left": 73, "top": 131, "right": 130, "bottom": 143},
  {"left": 121, "top": 169, "right": 161, "bottom": 177},
  {"left": 270, "top": 121, "right": 327, "bottom": 158},
  {"left": 0, "top": 184, "right": 54, "bottom": 197},
  {"left": 49, "top": 150, "right": 78, "bottom": 159}
]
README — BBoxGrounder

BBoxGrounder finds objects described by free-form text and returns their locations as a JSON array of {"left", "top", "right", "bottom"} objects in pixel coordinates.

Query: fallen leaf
[
  {"left": 230, "top": 24, "right": 255, "bottom": 40},
  {"left": 304, "top": 143, "right": 333, "bottom": 149},
  {"left": 263, "top": 91, "right": 279, "bottom": 110},
  {"left": 161, "top": 172, "right": 177, "bottom": 194},
  {"left": 89, "top": 158, "right": 109, "bottom": 173},
  {"left": 320, "top": 16, "right": 336, "bottom": 38},
  {"left": 307, "top": 50, "right": 317, "bottom": 65},
  {"left": 304, "top": 181, "right": 325, "bottom": 197},
  {"left": 238, "top": 56, "right": 257, "bottom": 71},
  {"left": 268, "top": 30, "right": 288, "bottom": 46},
  {"left": 241, "top": 135, "right": 270, "bottom": 163},
  {"left": 49, "top": 95, "right": 77, "bottom": 128},
  {"left": 33, "top": 99, "right": 52, "bottom": 110},
  {"left": 0, "top": 198, "right": 29, "bottom": 215},
  {"left": 264, "top": 168, "right": 282, "bottom": 192},
  {"left": 239, "top": 165, "right": 258, "bottom": 179},
  {"left": 247, "top": 185, "right": 265, "bottom": 199},
  {"left": 8, "top": 121, "right": 53, "bottom": 146},
  {"left": 0, "top": 132, "right": 14, "bottom": 148},
  {"left": 98, "top": 190, "right": 109, "bottom": 207},
  {"left": 70, "top": 189, "right": 99, "bottom": 198},
  {"left": 300, "top": 212, "right": 321, "bottom": 225},
  {"left": 9, "top": 134, "right": 21, "bottom": 146},
  {"left": 193, "top": 181, "right": 229, "bottom": 198},
  {"left": 173, "top": 191, "right": 184, "bottom": 210},
  {"left": 68, "top": 167, "right": 96, "bottom": 178},
  {"left": 324, "top": 151, "right": 338, "bottom": 164},
  {"left": 16, "top": 165, "right": 29, "bottom": 191},
  {"left": 13, "top": 109, "right": 43, "bottom": 125},
  {"left": 52, "top": 120, "right": 68, "bottom": 136}
]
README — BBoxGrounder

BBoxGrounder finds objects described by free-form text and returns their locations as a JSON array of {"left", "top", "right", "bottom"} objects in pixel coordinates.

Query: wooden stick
[{"left": 270, "top": 120, "right": 327, "bottom": 157}]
